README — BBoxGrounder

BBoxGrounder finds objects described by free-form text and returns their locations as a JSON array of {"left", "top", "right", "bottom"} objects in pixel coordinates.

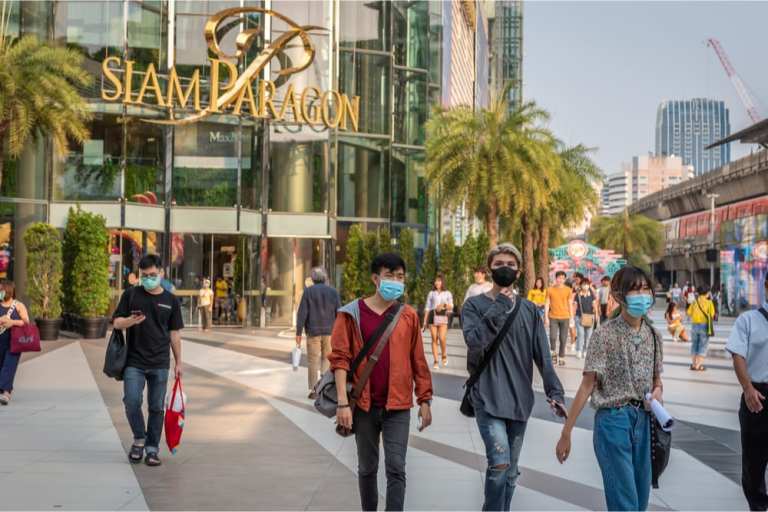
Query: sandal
[
  {"left": 144, "top": 452, "right": 162, "bottom": 467},
  {"left": 696, "top": 365, "right": 707, "bottom": 371},
  {"left": 129, "top": 444, "right": 144, "bottom": 463},
  {"left": 442, "top": 358, "right": 448, "bottom": 367}
]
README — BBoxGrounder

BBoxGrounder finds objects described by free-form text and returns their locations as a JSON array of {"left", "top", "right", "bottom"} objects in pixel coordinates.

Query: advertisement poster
[{"left": 720, "top": 216, "right": 768, "bottom": 316}]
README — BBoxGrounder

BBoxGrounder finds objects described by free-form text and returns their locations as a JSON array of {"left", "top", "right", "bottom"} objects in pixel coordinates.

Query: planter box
[
  {"left": 80, "top": 316, "right": 108, "bottom": 339},
  {"left": 36, "top": 318, "right": 62, "bottom": 341}
]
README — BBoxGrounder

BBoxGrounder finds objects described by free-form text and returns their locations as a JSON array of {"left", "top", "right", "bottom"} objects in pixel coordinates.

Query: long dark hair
[
  {"left": 0, "top": 279, "right": 15, "bottom": 300},
  {"left": 665, "top": 301, "right": 677, "bottom": 320},
  {"left": 610, "top": 266, "right": 654, "bottom": 316},
  {"left": 433, "top": 273, "right": 445, "bottom": 291},
  {"left": 534, "top": 277, "right": 545, "bottom": 291}
]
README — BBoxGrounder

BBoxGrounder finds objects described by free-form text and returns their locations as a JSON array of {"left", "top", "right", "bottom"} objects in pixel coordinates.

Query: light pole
[{"left": 707, "top": 192, "right": 720, "bottom": 290}]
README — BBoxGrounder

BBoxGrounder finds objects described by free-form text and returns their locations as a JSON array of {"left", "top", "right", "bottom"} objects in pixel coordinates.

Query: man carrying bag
[{"left": 328, "top": 253, "right": 433, "bottom": 512}]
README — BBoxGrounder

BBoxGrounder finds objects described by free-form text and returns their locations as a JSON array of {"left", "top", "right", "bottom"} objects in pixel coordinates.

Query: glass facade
[{"left": 2, "top": 0, "right": 442, "bottom": 326}]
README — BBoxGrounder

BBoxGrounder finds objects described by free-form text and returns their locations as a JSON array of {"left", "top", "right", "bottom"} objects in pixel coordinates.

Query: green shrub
[
  {"left": 23, "top": 223, "right": 63, "bottom": 319},
  {"left": 64, "top": 206, "right": 111, "bottom": 317}
]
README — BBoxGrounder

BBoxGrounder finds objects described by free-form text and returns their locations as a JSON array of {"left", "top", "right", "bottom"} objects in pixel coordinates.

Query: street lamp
[{"left": 707, "top": 192, "right": 719, "bottom": 289}]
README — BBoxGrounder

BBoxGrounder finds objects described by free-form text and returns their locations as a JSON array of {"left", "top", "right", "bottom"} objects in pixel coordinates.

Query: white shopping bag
[{"left": 291, "top": 346, "right": 302, "bottom": 371}]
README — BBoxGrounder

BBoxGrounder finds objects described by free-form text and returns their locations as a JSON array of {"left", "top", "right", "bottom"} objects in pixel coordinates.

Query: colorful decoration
[{"left": 549, "top": 240, "right": 626, "bottom": 284}]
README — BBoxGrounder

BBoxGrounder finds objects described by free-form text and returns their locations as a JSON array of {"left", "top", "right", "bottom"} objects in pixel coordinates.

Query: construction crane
[{"left": 706, "top": 38, "right": 762, "bottom": 124}]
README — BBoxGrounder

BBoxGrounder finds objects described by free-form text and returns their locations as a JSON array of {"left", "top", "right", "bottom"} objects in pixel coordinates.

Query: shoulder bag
[
  {"left": 8, "top": 302, "right": 42, "bottom": 354},
  {"left": 648, "top": 326, "right": 671, "bottom": 489},
  {"left": 103, "top": 287, "right": 137, "bottom": 381},
  {"left": 579, "top": 293, "right": 595, "bottom": 328},
  {"left": 314, "top": 304, "right": 404, "bottom": 428},
  {"left": 460, "top": 298, "right": 521, "bottom": 417}
]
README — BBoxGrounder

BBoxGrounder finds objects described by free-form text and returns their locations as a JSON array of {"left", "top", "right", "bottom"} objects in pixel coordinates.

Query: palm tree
[
  {"left": 536, "top": 144, "right": 602, "bottom": 282},
  {"left": 425, "top": 90, "right": 556, "bottom": 249},
  {"left": 0, "top": 6, "right": 92, "bottom": 191},
  {"left": 588, "top": 211, "right": 664, "bottom": 269}
]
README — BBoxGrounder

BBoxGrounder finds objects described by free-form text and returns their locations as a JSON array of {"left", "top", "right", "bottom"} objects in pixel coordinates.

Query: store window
[
  {"left": 337, "top": 136, "right": 388, "bottom": 219},
  {"left": 0, "top": 138, "right": 47, "bottom": 200},
  {"left": 339, "top": 50, "right": 391, "bottom": 135},
  {"left": 269, "top": 129, "right": 328, "bottom": 213},
  {"left": 53, "top": 113, "right": 122, "bottom": 201},
  {"left": 339, "top": 0, "right": 389, "bottom": 51},
  {"left": 54, "top": 1, "right": 123, "bottom": 75},
  {"left": 127, "top": 0, "right": 167, "bottom": 71},
  {"left": 173, "top": 122, "right": 242, "bottom": 207},
  {"left": 125, "top": 121, "right": 165, "bottom": 203},
  {"left": 241, "top": 124, "right": 261, "bottom": 210},
  {"left": 392, "top": 1, "right": 428, "bottom": 70},
  {"left": 266, "top": 237, "right": 324, "bottom": 326},
  {"left": 391, "top": 149, "right": 427, "bottom": 226},
  {"left": 394, "top": 70, "right": 428, "bottom": 146}
]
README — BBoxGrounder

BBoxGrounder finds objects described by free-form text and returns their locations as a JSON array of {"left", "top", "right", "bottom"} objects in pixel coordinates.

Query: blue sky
[{"left": 523, "top": 1, "right": 768, "bottom": 174}]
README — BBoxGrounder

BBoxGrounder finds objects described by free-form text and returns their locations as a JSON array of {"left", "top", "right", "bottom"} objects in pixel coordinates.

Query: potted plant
[
  {"left": 23, "top": 223, "right": 63, "bottom": 340},
  {"left": 64, "top": 207, "right": 111, "bottom": 338}
]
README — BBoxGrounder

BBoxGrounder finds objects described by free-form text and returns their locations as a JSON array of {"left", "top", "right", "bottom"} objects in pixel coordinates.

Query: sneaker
[
  {"left": 144, "top": 452, "right": 162, "bottom": 467},
  {"left": 308, "top": 391, "right": 318, "bottom": 400},
  {"left": 432, "top": 361, "right": 439, "bottom": 370},
  {"left": 558, "top": 359, "right": 566, "bottom": 367},
  {"left": 0, "top": 392, "right": 10, "bottom": 405},
  {"left": 129, "top": 443, "right": 144, "bottom": 463},
  {"left": 576, "top": 351, "right": 583, "bottom": 359}
]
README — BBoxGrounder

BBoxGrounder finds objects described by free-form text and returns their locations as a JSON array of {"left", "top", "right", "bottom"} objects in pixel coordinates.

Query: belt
[{"left": 612, "top": 399, "right": 644, "bottom": 409}]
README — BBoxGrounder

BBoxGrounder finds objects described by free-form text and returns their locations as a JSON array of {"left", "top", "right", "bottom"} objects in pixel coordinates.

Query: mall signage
[{"left": 100, "top": 7, "right": 360, "bottom": 131}]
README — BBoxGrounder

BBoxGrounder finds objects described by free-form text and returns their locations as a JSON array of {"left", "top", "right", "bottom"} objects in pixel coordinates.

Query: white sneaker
[{"left": 577, "top": 351, "right": 584, "bottom": 359}]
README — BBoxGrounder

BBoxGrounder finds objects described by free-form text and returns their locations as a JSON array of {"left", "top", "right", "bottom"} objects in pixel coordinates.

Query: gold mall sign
[{"left": 100, "top": 7, "right": 359, "bottom": 130}]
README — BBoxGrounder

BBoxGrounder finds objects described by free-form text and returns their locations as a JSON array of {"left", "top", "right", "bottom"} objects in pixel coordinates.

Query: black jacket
[{"left": 296, "top": 283, "right": 341, "bottom": 336}]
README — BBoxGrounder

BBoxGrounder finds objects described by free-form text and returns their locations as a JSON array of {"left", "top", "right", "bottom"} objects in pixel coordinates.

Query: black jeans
[
  {"left": 354, "top": 407, "right": 411, "bottom": 511},
  {"left": 740, "top": 383, "right": 768, "bottom": 511}
]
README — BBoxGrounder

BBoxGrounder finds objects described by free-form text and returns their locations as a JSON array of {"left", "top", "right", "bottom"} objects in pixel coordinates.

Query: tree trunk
[
  {"left": 486, "top": 200, "right": 499, "bottom": 248},
  {"left": 521, "top": 213, "right": 536, "bottom": 294},
  {"left": 537, "top": 214, "right": 551, "bottom": 284}
]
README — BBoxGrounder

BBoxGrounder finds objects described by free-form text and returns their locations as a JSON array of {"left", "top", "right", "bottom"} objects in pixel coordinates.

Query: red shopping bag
[
  {"left": 10, "top": 323, "right": 41, "bottom": 354},
  {"left": 164, "top": 377, "right": 185, "bottom": 454}
]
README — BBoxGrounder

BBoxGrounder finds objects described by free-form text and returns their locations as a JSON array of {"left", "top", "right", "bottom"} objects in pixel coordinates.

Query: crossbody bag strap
[
  {"left": 349, "top": 304, "right": 398, "bottom": 375},
  {"left": 466, "top": 298, "right": 522, "bottom": 389},
  {"left": 350, "top": 304, "right": 404, "bottom": 401},
  {"left": 758, "top": 307, "right": 768, "bottom": 324}
]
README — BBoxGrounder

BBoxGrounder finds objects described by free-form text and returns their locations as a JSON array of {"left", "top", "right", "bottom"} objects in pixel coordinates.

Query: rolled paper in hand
[{"left": 645, "top": 393, "right": 674, "bottom": 431}]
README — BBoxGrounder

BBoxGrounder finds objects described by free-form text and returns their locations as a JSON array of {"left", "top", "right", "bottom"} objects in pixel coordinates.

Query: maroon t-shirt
[{"left": 358, "top": 299, "right": 391, "bottom": 408}]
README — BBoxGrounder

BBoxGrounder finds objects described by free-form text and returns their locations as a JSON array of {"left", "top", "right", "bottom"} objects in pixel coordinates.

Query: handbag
[
  {"left": 580, "top": 313, "right": 595, "bottom": 328},
  {"left": 4, "top": 301, "right": 41, "bottom": 354},
  {"left": 103, "top": 287, "right": 137, "bottom": 381},
  {"left": 649, "top": 327, "right": 671, "bottom": 488},
  {"left": 314, "top": 304, "right": 404, "bottom": 427},
  {"left": 164, "top": 377, "right": 186, "bottom": 454},
  {"left": 460, "top": 299, "right": 521, "bottom": 417}
]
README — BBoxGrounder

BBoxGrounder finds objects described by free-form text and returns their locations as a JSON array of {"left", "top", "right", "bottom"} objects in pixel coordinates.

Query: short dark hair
[
  {"left": 370, "top": 253, "right": 406, "bottom": 274},
  {"left": 601, "top": 275, "right": 610, "bottom": 282},
  {"left": 0, "top": 279, "right": 16, "bottom": 299},
  {"left": 138, "top": 254, "right": 162, "bottom": 270},
  {"left": 697, "top": 284, "right": 710, "bottom": 295},
  {"left": 555, "top": 271, "right": 566, "bottom": 278},
  {"left": 573, "top": 272, "right": 584, "bottom": 280},
  {"left": 474, "top": 266, "right": 488, "bottom": 274}
]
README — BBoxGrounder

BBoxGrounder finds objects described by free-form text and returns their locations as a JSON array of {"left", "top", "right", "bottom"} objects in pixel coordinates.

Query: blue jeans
[
  {"left": 576, "top": 319, "right": 594, "bottom": 353},
  {"left": 123, "top": 367, "right": 169, "bottom": 454},
  {"left": 690, "top": 324, "right": 709, "bottom": 356},
  {"left": 593, "top": 405, "right": 652, "bottom": 511},
  {"left": 0, "top": 334, "right": 21, "bottom": 392},
  {"left": 475, "top": 406, "right": 527, "bottom": 511}
]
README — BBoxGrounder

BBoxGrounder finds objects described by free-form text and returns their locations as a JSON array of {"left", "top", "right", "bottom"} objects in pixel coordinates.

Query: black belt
[{"left": 612, "top": 399, "right": 644, "bottom": 409}]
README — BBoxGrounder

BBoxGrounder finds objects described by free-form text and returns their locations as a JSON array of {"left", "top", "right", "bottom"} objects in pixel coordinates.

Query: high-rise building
[
  {"left": 489, "top": 0, "right": 523, "bottom": 109},
  {"left": 601, "top": 155, "right": 693, "bottom": 215},
  {"left": 655, "top": 98, "right": 731, "bottom": 176}
]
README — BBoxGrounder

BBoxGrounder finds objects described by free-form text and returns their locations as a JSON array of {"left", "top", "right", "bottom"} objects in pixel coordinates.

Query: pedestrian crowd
[{"left": 2, "top": 241, "right": 766, "bottom": 512}]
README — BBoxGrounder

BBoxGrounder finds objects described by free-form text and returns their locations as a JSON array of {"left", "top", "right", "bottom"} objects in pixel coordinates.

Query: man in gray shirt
[{"left": 462, "top": 243, "right": 566, "bottom": 511}]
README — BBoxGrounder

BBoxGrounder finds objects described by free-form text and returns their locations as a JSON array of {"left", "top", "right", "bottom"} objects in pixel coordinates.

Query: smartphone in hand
[{"left": 548, "top": 399, "right": 569, "bottom": 420}]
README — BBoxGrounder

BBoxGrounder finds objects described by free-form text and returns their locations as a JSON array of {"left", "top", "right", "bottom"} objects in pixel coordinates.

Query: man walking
[
  {"left": 296, "top": 267, "right": 341, "bottom": 398},
  {"left": 726, "top": 274, "right": 768, "bottom": 511},
  {"left": 598, "top": 275, "right": 611, "bottom": 322},
  {"left": 113, "top": 254, "right": 184, "bottom": 467},
  {"left": 464, "top": 266, "right": 493, "bottom": 301},
  {"left": 462, "top": 243, "right": 566, "bottom": 511},
  {"left": 330, "top": 253, "right": 433, "bottom": 512},
  {"left": 545, "top": 271, "right": 573, "bottom": 366}
]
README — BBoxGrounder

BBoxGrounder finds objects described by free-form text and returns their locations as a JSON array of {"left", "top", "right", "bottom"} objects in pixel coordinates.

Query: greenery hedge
[
  {"left": 23, "top": 222, "right": 63, "bottom": 319},
  {"left": 63, "top": 206, "right": 111, "bottom": 317}
]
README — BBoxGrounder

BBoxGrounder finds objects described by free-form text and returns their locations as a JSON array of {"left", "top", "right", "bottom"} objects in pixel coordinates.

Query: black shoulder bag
[
  {"left": 103, "top": 286, "right": 138, "bottom": 381},
  {"left": 460, "top": 298, "right": 522, "bottom": 417},
  {"left": 649, "top": 326, "right": 671, "bottom": 489}
]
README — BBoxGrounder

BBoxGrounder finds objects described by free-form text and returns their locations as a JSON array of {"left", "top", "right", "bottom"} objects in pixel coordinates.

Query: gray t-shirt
[{"left": 461, "top": 294, "right": 565, "bottom": 421}]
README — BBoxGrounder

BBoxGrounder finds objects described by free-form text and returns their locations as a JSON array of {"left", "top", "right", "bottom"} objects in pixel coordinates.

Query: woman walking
[
  {"left": 554, "top": 266, "right": 664, "bottom": 511},
  {"left": 423, "top": 274, "right": 453, "bottom": 369},
  {"left": 573, "top": 278, "right": 598, "bottom": 359},
  {"left": 665, "top": 302, "right": 688, "bottom": 342},
  {"left": 198, "top": 278, "right": 213, "bottom": 331},
  {"left": 0, "top": 280, "right": 31, "bottom": 406},
  {"left": 527, "top": 277, "right": 547, "bottom": 319}
]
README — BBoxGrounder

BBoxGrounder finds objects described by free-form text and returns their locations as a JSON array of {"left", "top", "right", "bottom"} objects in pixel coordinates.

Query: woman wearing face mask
[
  {"left": 554, "top": 266, "right": 663, "bottom": 512},
  {"left": 0, "top": 280, "right": 31, "bottom": 406},
  {"left": 423, "top": 274, "right": 453, "bottom": 369},
  {"left": 573, "top": 278, "right": 599, "bottom": 359}
]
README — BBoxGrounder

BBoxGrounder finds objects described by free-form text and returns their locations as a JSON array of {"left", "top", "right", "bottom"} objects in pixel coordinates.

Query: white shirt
[{"left": 464, "top": 282, "right": 493, "bottom": 302}]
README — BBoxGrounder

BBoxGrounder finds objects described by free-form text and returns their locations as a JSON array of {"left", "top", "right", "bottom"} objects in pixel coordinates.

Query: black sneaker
[
  {"left": 129, "top": 444, "right": 144, "bottom": 463},
  {"left": 144, "top": 452, "right": 162, "bottom": 467}
]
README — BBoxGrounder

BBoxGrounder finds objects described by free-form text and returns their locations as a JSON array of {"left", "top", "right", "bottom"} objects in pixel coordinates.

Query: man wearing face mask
[
  {"left": 462, "top": 243, "right": 566, "bottom": 511},
  {"left": 113, "top": 254, "right": 184, "bottom": 467},
  {"left": 329, "top": 253, "right": 433, "bottom": 512}
]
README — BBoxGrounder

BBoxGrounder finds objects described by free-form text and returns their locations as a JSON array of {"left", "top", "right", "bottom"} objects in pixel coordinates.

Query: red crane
[{"left": 706, "top": 38, "right": 762, "bottom": 124}]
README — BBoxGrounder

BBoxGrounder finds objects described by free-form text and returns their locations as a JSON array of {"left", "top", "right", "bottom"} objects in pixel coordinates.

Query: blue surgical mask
[
  {"left": 141, "top": 276, "right": 162, "bottom": 291},
  {"left": 378, "top": 279, "right": 404, "bottom": 302},
  {"left": 625, "top": 294, "right": 653, "bottom": 318}
]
